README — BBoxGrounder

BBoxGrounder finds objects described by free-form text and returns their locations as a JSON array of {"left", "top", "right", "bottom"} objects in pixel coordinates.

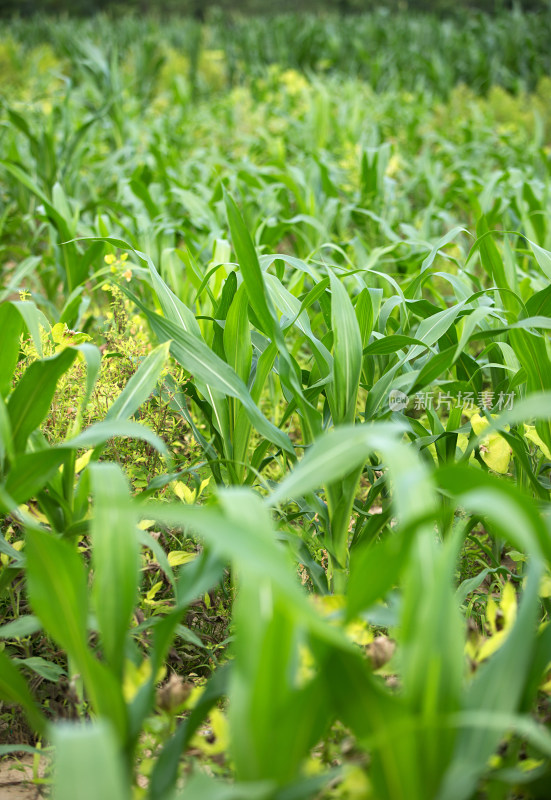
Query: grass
[{"left": 0, "top": 7, "right": 551, "bottom": 799}]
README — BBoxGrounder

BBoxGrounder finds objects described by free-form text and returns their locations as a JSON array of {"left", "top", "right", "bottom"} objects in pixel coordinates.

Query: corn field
[{"left": 1, "top": 7, "right": 551, "bottom": 799}]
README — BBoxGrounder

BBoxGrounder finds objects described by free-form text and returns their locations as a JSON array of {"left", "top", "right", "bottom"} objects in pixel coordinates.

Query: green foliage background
[{"left": 3, "top": 0, "right": 551, "bottom": 18}]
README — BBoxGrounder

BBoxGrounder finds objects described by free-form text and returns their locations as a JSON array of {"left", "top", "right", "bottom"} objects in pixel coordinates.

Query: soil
[
  {"left": 0, "top": 757, "right": 45, "bottom": 799},
  {"left": 0, "top": 712, "right": 46, "bottom": 800}
]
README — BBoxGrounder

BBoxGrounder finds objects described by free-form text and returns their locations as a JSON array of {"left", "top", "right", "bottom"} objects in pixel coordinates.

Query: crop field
[{"left": 1, "top": 7, "right": 551, "bottom": 799}]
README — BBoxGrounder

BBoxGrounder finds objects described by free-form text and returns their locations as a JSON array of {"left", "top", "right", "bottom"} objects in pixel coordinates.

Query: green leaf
[
  {"left": 409, "top": 345, "right": 457, "bottom": 394},
  {"left": 0, "top": 392, "right": 14, "bottom": 466},
  {"left": 347, "top": 521, "right": 418, "bottom": 619},
  {"left": 474, "top": 216, "right": 509, "bottom": 306},
  {"left": 25, "top": 528, "right": 89, "bottom": 661},
  {"left": 7, "top": 348, "right": 77, "bottom": 453},
  {"left": 132, "top": 301, "right": 293, "bottom": 455},
  {"left": 355, "top": 287, "right": 374, "bottom": 349},
  {"left": 230, "top": 578, "right": 331, "bottom": 785},
  {"left": 65, "top": 419, "right": 170, "bottom": 462},
  {"left": 224, "top": 283, "right": 253, "bottom": 384},
  {"left": 0, "top": 303, "right": 23, "bottom": 398},
  {"left": 400, "top": 529, "right": 464, "bottom": 796},
  {"left": 408, "top": 302, "right": 465, "bottom": 361},
  {"left": 529, "top": 239, "right": 551, "bottom": 281},
  {"left": 224, "top": 189, "right": 276, "bottom": 338},
  {"left": 90, "top": 464, "right": 139, "bottom": 678},
  {"left": 25, "top": 527, "right": 127, "bottom": 738},
  {"left": 329, "top": 271, "right": 362, "bottom": 424},
  {"left": 12, "top": 299, "right": 50, "bottom": 357},
  {"left": 363, "top": 334, "right": 432, "bottom": 356},
  {"left": 268, "top": 423, "right": 407, "bottom": 509},
  {"left": 174, "top": 774, "right": 273, "bottom": 800},
  {"left": 13, "top": 656, "right": 65, "bottom": 682},
  {"left": 52, "top": 722, "right": 130, "bottom": 800},
  {"left": 0, "top": 745, "right": 44, "bottom": 757},
  {"left": 4, "top": 448, "right": 70, "bottom": 504},
  {"left": 222, "top": 192, "right": 319, "bottom": 439},
  {"left": 0, "top": 649, "right": 47, "bottom": 735},
  {"left": 105, "top": 341, "right": 170, "bottom": 421},
  {"left": 0, "top": 615, "right": 41, "bottom": 639}
]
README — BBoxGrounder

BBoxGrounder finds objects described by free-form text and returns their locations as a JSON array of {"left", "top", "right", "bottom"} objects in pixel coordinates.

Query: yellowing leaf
[
  {"left": 524, "top": 424, "right": 551, "bottom": 460},
  {"left": 123, "top": 658, "right": 152, "bottom": 703},
  {"left": 345, "top": 620, "right": 373, "bottom": 647},
  {"left": 51, "top": 322, "right": 66, "bottom": 344},
  {"left": 478, "top": 630, "right": 507, "bottom": 661},
  {"left": 500, "top": 581, "right": 517, "bottom": 628},
  {"left": 486, "top": 594, "right": 498, "bottom": 635},
  {"left": 0, "top": 539, "right": 23, "bottom": 566},
  {"left": 297, "top": 643, "right": 316, "bottom": 687},
  {"left": 471, "top": 413, "right": 491, "bottom": 436},
  {"left": 198, "top": 477, "right": 211, "bottom": 497},
  {"left": 471, "top": 413, "right": 511, "bottom": 474},
  {"left": 312, "top": 594, "right": 345, "bottom": 615},
  {"left": 145, "top": 581, "right": 163, "bottom": 604},
  {"left": 456, "top": 433, "right": 470, "bottom": 453},
  {"left": 465, "top": 638, "right": 478, "bottom": 661},
  {"left": 481, "top": 435, "right": 512, "bottom": 474},
  {"left": 478, "top": 582, "right": 517, "bottom": 662},
  {"left": 167, "top": 550, "right": 197, "bottom": 567},
  {"left": 385, "top": 153, "right": 402, "bottom": 178},
  {"left": 187, "top": 684, "right": 206, "bottom": 708},
  {"left": 303, "top": 757, "right": 324, "bottom": 776},
  {"left": 540, "top": 575, "right": 551, "bottom": 598},
  {"left": 518, "top": 758, "right": 544, "bottom": 773},
  {"left": 174, "top": 481, "right": 195, "bottom": 504},
  {"left": 20, "top": 504, "right": 49, "bottom": 524},
  {"left": 335, "top": 766, "right": 372, "bottom": 798},
  {"left": 191, "top": 708, "right": 229, "bottom": 756},
  {"left": 74, "top": 449, "right": 93, "bottom": 474}
]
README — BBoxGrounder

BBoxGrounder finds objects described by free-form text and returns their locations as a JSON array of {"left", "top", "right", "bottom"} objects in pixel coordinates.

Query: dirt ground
[{"left": 0, "top": 757, "right": 45, "bottom": 799}]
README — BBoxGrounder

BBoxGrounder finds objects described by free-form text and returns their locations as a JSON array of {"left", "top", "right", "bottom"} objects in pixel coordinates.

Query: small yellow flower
[{"left": 104, "top": 254, "right": 116, "bottom": 265}]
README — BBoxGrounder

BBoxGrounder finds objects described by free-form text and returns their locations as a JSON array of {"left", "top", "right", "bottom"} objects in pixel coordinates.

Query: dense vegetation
[
  {"left": 3, "top": 0, "right": 550, "bottom": 20},
  {"left": 1, "top": 7, "right": 551, "bottom": 799}
]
